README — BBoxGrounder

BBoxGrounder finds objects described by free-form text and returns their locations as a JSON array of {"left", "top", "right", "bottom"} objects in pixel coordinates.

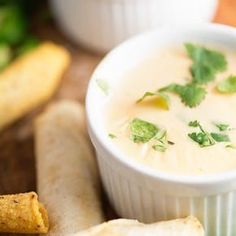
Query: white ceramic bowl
[
  {"left": 86, "top": 24, "right": 236, "bottom": 235},
  {"left": 50, "top": 0, "right": 218, "bottom": 52}
]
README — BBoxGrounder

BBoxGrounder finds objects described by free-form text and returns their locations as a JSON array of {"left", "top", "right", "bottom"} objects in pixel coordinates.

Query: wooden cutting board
[{"left": 0, "top": 0, "right": 235, "bottom": 235}]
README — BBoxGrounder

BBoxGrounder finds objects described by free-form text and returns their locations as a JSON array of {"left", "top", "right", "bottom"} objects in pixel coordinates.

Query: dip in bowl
[{"left": 86, "top": 24, "right": 236, "bottom": 235}]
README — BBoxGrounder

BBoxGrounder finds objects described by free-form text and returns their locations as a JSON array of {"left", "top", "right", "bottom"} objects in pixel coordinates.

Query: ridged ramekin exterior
[
  {"left": 95, "top": 147, "right": 236, "bottom": 236},
  {"left": 50, "top": 0, "right": 218, "bottom": 52}
]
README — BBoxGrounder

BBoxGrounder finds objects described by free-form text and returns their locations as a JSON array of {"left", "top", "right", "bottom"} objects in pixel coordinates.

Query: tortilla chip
[
  {"left": 0, "top": 192, "right": 49, "bottom": 233},
  {"left": 35, "top": 100, "right": 104, "bottom": 235},
  {"left": 76, "top": 216, "right": 204, "bottom": 236},
  {"left": 0, "top": 42, "right": 70, "bottom": 131}
]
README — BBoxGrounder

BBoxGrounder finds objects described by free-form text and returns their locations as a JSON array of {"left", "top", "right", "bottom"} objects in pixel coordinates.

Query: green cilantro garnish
[
  {"left": 189, "top": 120, "right": 200, "bottom": 127},
  {"left": 130, "top": 118, "right": 158, "bottom": 143},
  {"left": 215, "top": 123, "right": 230, "bottom": 132},
  {"left": 188, "top": 120, "right": 233, "bottom": 147},
  {"left": 216, "top": 75, "right": 236, "bottom": 94},
  {"left": 153, "top": 130, "right": 174, "bottom": 152},
  {"left": 159, "top": 83, "right": 180, "bottom": 93},
  {"left": 140, "top": 43, "right": 227, "bottom": 109},
  {"left": 108, "top": 133, "right": 117, "bottom": 139},
  {"left": 136, "top": 91, "right": 170, "bottom": 110},
  {"left": 96, "top": 79, "right": 109, "bottom": 95},
  {"left": 152, "top": 144, "right": 167, "bottom": 152},
  {"left": 178, "top": 84, "right": 207, "bottom": 107},
  {"left": 152, "top": 130, "right": 167, "bottom": 152},
  {"left": 136, "top": 91, "right": 156, "bottom": 103},
  {"left": 188, "top": 132, "right": 215, "bottom": 147},
  {"left": 185, "top": 43, "right": 227, "bottom": 84},
  {"left": 188, "top": 121, "right": 215, "bottom": 147},
  {"left": 159, "top": 83, "right": 206, "bottom": 108},
  {"left": 210, "top": 133, "right": 230, "bottom": 142},
  {"left": 129, "top": 118, "right": 173, "bottom": 152}
]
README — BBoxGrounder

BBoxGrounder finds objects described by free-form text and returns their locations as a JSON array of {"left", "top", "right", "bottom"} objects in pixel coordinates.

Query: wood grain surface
[{"left": 0, "top": 0, "right": 235, "bottom": 235}]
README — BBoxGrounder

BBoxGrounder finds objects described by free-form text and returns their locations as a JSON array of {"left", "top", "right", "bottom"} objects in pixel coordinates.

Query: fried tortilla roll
[
  {"left": 76, "top": 216, "right": 204, "bottom": 236},
  {"left": 0, "top": 42, "right": 70, "bottom": 130},
  {"left": 0, "top": 192, "right": 49, "bottom": 234},
  {"left": 35, "top": 100, "right": 104, "bottom": 235}
]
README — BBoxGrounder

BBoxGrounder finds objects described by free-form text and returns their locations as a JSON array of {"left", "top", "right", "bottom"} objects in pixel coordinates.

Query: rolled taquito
[
  {"left": 35, "top": 100, "right": 104, "bottom": 236},
  {"left": 0, "top": 42, "right": 70, "bottom": 130},
  {"left": 76, "top": 216, "right": 204, "bottom": 236}
]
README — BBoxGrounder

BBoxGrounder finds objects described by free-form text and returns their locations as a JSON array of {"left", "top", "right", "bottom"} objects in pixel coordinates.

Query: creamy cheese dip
[{"left": 105, "top": 45, "right": 236, "bottom": 176}]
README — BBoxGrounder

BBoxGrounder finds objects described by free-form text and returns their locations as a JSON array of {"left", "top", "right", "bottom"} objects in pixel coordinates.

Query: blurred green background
[{"left": 0, "top": 0, "right": 49, "bottom": 70}]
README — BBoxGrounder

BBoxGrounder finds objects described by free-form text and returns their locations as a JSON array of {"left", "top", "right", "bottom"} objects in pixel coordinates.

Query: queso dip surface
[{"left": 104, "top": 45, "right": 236, "bottom": 176}]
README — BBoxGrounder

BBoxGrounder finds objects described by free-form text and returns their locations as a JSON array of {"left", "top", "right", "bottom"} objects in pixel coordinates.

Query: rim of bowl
[{"left": 86, "top": 23, "right": 236, "bottom": 185}]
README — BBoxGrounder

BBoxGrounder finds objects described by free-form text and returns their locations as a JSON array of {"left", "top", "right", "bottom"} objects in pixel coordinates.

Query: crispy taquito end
[{"left": 0, "top": 192, "right": 49, "bottom": 233}]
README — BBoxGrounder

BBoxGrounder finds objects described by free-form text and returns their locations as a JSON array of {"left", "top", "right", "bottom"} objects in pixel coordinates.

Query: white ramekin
[
  {"left": 50, "top": 0, "right": 218, "bottom": 53},
  {"left": 86, "top": 24, "right": 236, "bottom": 235}
]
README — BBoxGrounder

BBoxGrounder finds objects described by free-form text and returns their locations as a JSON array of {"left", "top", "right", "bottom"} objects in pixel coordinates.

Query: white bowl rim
[{"left": 86, "top": 23, "right": 236, "bottom": 185}]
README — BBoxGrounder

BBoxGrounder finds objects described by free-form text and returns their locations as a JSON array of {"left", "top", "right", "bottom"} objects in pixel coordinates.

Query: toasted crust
[{"left": 0, "top": 192, "right": 49, "bottom": 233}]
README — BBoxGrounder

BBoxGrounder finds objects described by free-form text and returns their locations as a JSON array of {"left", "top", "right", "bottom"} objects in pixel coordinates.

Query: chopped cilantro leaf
[
  {"left": 211, "top": 133, "right": 230, "bottom": 142},
  {"left": 130, "top": 119, "right": 173, "bottom": 152},
  {"left": 179, "top": 84, "right": 206, "bottom": 107},
  {"left": 157, "top": 43, "right": 226, "bottom": 107},
  {"left": 185, "top": 43, "right": 227, "bottom": 84},
  {"left": 108, "top": 133, "right": 116, "bottom": 139},
  {"left": 154, "top": 129, "right": 167, "bottom": 142},
  {"left": 152, "top": 130, "right": 172, "bottom": 152},
  {"left": 152, "top": 144, "right": 167, "bottom": 152},
  {"left": 159, "top": 83, "right": 181, "bottom": 93},
  {"left": 188, "top": 120, "right": 215, "bottom": 147},
  {"left": 188, "top": 132, "right": 215, "bottom": 147},
  {"left": 189, "top": 120, "right": 200, "bottom": 127},
  {"left": 96, "top": 79, "right": 109, "bottom": 95},
  {"left": 136, "top": 91, "right": 170, "bottom": 110},
  {"left": 130, "top": 118, "right": 158, "bottom": 143},
  {"left": 136, "top": 91, "right": 155, "bottom": 103},
  {"left": 215, "top": 123, "right": 229, "bottom": 132},
  {"left": 188, "top": 120, "right": 233, "bottom": 147},
  {"left": 159, "top": 83, "right": 206, "bottom": 108},
  {"left": 190, "top": 62, "right": 215, "bottom": 84},
  {"left": 217, "top": 75, "right": 236, "bottom": 94}
]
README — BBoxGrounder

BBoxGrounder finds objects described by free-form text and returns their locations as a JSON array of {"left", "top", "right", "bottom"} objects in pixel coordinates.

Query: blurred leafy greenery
[{"left": 0, "top": 0, "right": 42, "bottom": 71}]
